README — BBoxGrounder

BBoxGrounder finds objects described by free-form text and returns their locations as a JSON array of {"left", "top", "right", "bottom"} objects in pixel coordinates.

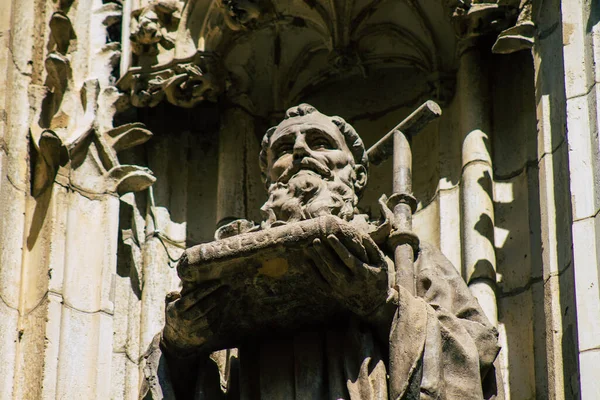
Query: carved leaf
[
  {"left": 49, "top": 11, "right": 75, "bottom": 54},
  {"left": 45, "top": 52, "right": 71, "bottom": 93},
  {"left": 154, "top": 0, "right": 180, "bottom": 16},
  {"left": 97, "top": 2, "right": 123, "bottom": 27},
  {"left": 107, "top": 165, "right": 156, "bottom": 194},
  {"left": 491, "top": 21, "right": 535, "bottom": 54},
  {"left": 106, "top": 122, "right": 154, "bottom": 152},
  {"left": 32, "top": 130, "right": 69, "bottom": 197}
]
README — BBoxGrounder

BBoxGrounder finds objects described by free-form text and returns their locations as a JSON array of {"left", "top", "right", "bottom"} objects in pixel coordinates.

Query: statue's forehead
[{"left": 271, "top": 115, "right": 342, "bottom": 142}]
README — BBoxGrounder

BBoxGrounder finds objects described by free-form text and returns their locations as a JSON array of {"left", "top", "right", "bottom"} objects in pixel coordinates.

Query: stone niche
[
  {"left": 114, "top": 1, "right": 544, "bottom": 399},
  {"left": 119, "top": 0, "right": 465, "bottom": 232},
  {"left": 3, "top": 0, "right": 578, "bottom": 398}
]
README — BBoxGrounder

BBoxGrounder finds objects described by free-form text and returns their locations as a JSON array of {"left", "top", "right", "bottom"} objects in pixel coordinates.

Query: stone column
[
  {"left": 0, "top": 0, "right": 33, "bottom": 396},
  {"left": 458, "top": 44, "right": 498, "bottom": 326},
  {"left": 120, "top": 0, "right": 133, "bottom": 78},
  {"left": 216, "top": 107, "right": 261, "bottom": 225},
  {"left": 139, "top": 132, "right": 188, "bottom": 354}
]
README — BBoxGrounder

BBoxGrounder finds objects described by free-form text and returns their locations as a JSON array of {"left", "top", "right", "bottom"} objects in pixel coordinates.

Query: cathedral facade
[{"left": 0, "top": 0, "right": 597, "bottom": 398}]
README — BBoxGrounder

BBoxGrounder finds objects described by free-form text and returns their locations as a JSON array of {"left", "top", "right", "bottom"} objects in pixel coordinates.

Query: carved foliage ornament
[
  {"left": 31, "top": 2, "right": 155, "bottom": 197},
  {"left": 219, "top": 0, "right": 264, "bottom": 30},
  {"left": 118, "top": 54, "right": 222, "bottom": 108},
  {"left": 32, "top": 80, "right": 156, "bottom": 197},
  {"left": 447, "top": 0, "right": 535, "bottom": 53},
  {"left": 119, "top": 0, "right": 534, "bottom": 112},
  {"left": 130, "top": 0, "right": 183, "bottom": 57}
]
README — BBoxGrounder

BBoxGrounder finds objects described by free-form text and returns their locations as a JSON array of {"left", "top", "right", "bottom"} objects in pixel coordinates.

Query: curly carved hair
[{"left": 259, "top": 104, "right": 368, "bottom": 186}]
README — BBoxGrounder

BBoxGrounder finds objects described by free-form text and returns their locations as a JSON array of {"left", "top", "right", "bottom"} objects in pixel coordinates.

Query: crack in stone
[
  {"left": 566, "top": 80, "right": 597, "bottom": 101},
  {"left": 61, "top": 297, "right": 114, "bottom": 316},
  {"left": 48, "top": 289, "right": 115, "bottom": 316},
  {"left": 54, "top": 179, "right": 119, "bottom": 201},
  {"left": 6, "top": 172, "right": 28, "bottom": 194},
  {"left": 20, "top": 291, "right": 50, "bottom": 317},
  {"left": 534, "top": 137, "right": 566, "bottom": 163},
  {"left": 498, "top": 275, "right": 543, "bottom": 298},
  {"left": 573, "top": 207, "right": 600, "bottom": 223},
  {"left": 113, "top": 348, "right": 142, "bottom": 365},
  {"left": 7, "top": 44, "right": 32, "bottom": 78},
  {"left": 3, "top": 289, "right": 115, "bottom": 319},
  {"left": 581, "top": 345, "right": 600, "bottom": 353},
  {"left": 0, "top": 136, "right": 8, "bottom": 153},
  {"left": 498, "top": 261, "right": 572, "bottom": 298},
  {"left": 544, "top": 261, "right": 572, "bottom": 285},
  {"left": 0, "top": 291, "right": 19, "bottom": 312},
  {"left": 494, "top": 138, "right": 567, "bottom": 182}
]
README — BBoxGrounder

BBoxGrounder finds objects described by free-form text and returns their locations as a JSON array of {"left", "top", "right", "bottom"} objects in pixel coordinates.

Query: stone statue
[{"left": 140, "top": 104, "right": 501, "bottom": 399}]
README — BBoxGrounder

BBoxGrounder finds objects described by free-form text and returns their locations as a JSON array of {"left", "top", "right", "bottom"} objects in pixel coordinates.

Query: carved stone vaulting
[
  {"left": 1, "top": 0, "right": 600, "bottom": 399},
  {"left": 117, "top": 0, "right": 532, "bottom": 115}
]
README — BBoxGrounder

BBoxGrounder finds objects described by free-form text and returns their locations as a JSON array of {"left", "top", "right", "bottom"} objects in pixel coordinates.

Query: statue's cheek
[
  {"left": 270, "top": 154, "right": 293, "bottom": 179},
  {"left": 323, "top": 151, "right": 354, "bottom": 172}
]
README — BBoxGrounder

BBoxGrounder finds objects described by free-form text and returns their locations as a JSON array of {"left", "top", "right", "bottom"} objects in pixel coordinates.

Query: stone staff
[{"left": 367, "top": 101, "right": 442, "bottom": 295}]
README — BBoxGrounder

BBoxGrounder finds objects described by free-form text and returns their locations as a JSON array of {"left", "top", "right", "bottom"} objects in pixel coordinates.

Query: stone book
[{"left": 177, "top": 215, "right": 380, "bottom": 348}]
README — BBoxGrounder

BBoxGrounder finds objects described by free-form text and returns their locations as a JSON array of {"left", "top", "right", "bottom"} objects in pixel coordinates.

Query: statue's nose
[{"left": 292, "top": 136, "right": 311, "bottom": 160}]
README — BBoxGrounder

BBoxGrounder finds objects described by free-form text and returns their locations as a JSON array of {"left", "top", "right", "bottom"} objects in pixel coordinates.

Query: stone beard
[
  {"left": 258, "top": 102, "right": 368, "bottom": 229},
  {"left": 261, "top": 164, "right": 358, "bottom": 227}
]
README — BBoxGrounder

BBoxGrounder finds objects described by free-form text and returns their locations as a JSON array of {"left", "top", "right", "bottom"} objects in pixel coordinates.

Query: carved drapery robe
[{"left": 140, "top": 241, "right": 500, "bottom": 400}]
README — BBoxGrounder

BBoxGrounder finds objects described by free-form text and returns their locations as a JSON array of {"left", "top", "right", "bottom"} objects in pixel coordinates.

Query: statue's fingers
[
  {"left": 177, "top": 283, "right": 227, "bottom": 312},
  {"left": 165, "top": 306, "right": 220, "bottom": 350},
  {"left": 165, "top": 301, "right": 180, "bottom": 323},
  {"left": 326, "top": 234, "right": 362, "bottom": 273},
  {"left": 362, "top": 236, "right": 386, "bottom": 266},
  {"left": 305, "top": 247, "right": 335, "bottom": 288},
  {"left": 337, "top": 234, "right": 368, "bottom": 264},
  {"left": 186, "top": 302, "right": 222, "bottom": 325},
  {"left": 312, "top": 238, "right": 349, "bottom": 281},
  {"left": 181, "top": 289, "right": 226, "bottom": 322},
  {"left": 165, "top": 291, "right": 180, "bottom": 304}
]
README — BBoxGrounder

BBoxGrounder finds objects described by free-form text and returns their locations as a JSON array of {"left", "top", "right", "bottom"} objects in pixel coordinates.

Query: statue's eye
[
  {"left": 306, "top": 129, "right": 334, "bottom": 150},
  {"left": 310, "top": 138, "right": 332, "bottom": 150},
  {"left": 274, "top": 143, "right": 293, "bottom": 157}
]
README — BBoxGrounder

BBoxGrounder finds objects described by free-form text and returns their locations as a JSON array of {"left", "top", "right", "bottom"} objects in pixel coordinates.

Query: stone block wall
[{"left": 561, "top": 0, "right": 600, "bottom": 398}]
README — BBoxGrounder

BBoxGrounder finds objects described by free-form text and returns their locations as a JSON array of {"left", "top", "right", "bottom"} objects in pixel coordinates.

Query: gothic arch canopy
[{"left": 118, "top": 0, "right": 527, "bottom": 115}]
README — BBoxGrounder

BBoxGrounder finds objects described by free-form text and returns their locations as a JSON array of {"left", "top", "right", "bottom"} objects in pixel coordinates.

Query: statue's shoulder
[{"left": 414, "top": 241, "right": 462, "bottom": 279}]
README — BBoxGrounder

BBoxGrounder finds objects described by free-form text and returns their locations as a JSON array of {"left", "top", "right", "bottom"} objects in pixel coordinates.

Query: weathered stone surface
[
  {"left": 141, "top": 104, "right": 500, "bottom": 400},
  {"left": 0, "top": 0, "right": 598, "bottom": 398},
  {"left": 494, "top": 171, "right": 535, "bottom": 293},
  {"left": 0, "top": 301, "right": 18, "bottom": 400},
  {"left": 579, "top": 349, "right": 600, "bottom": 399},
  {"left": 561, "top": 0, "right": 596, "bottom": 100},
  {"left": 566, "top": 86, "right": 600, "bottom": 221},
  {"left": 498, "top": 290, "right": 536, "bottom": 400}
]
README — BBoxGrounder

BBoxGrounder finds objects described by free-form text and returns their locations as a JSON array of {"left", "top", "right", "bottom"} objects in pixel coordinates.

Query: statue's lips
[{"left": 278, "top": 158, "right": 332, "bottom": 183}]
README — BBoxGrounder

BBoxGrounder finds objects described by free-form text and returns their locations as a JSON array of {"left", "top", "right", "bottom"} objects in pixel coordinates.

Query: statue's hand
[
  {"left": 306, "top": 234, "right": 388, "bottom": 317},
  {"left": 162, "top": 282, "right": 227, "bottom": 356}
]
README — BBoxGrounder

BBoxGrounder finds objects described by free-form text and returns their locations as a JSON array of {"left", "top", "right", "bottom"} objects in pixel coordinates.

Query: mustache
[{"left": 278, "top": 157, "right": 332, "bottom": 184}]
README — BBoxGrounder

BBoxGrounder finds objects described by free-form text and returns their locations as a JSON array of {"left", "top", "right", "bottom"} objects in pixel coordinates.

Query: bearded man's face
[{"left": 261, "top": 113, "right": 366, "bottom": 226}]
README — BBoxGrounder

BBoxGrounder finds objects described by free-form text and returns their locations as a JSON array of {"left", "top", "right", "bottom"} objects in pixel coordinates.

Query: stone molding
[
  {"left": 448, "top": 1, "right": 535, "bottom": 54},
  {"left": 117, "top": 52, "right": 222, "bottom": 108}
]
